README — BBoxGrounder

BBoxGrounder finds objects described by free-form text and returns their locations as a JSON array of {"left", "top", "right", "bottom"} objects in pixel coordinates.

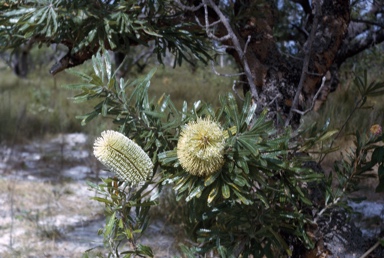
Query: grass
[
  {"left": 0, "top": 59, "right": 234, "bottom": 143},
  {"left": 3, "top": 49, "right": 382, "bottom": 144},
  {"left": 0, "top": 67, "right": 87, "bottom": 142}
]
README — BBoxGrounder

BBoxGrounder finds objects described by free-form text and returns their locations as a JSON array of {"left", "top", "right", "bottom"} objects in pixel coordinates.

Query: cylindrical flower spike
[
  {"left": 177, "top": 118, "right": 225, "bottom": 177},
  {"left": 93, "top": 130, "right": 153, "bottom": 184}
]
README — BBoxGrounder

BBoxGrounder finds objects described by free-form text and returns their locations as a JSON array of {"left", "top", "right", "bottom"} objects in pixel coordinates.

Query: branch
[
  {"left": 202, "top": 3, "right": 231, "bottom": 42},
  {"left": 336, "top": 28, "right": 384, "bottom": 66},
  {"left": 292, "top": 75, "right": 327, "bottom": 115},
  {"left": 285, "top": 0, "right": 321, "bottom": 126},
  {"left": 204, "top": 0, "right": 259, "bottom": 100},
  {"left": 210, "top": 60, "right": 245, "bottom": 77},
  {"left": 360, "top": 240, "right": 382, "bottom": 258},
  {"left": 232, "top": 80, "right": 245, "bottom": 101},
  {"left": 351, "top": 18, "right": 384, "bottom": 28},
  {"left": 174, "top": 0, "right": 204, "bottom": 12}
]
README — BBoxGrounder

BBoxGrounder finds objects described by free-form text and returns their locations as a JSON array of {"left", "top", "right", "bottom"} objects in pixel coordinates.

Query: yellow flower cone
[
  {"left": 177, "top": 118, "right": 225, "bottom": 177},
  {"left": 93, "top": 130, "right": 153, "bottom": 184}
]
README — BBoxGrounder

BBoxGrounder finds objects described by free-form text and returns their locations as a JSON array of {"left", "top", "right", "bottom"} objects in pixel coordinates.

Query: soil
[{"left": 0, "top": 133, "right": 181, "bottom": 258}]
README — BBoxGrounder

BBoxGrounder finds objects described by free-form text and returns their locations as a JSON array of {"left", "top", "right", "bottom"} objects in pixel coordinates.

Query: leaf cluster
[
  {"left": 86, "top": 178, "right": 156, "bottom": 257},
  {"left": 66, "top": 53, "right": 330, "bottom": 257},
  {"left": 0, "top": 0, "right": 211, "bottom": 65},
  {"left": 159, "top": 93, "right": 324, "bottom": 256}
]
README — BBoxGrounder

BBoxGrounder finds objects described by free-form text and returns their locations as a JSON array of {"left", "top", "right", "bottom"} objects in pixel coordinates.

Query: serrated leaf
[{"left": 237, "top": 160, "right": 249, "bottom": 174}]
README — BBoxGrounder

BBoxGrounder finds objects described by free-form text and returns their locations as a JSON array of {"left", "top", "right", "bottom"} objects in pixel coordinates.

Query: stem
[
  {"left": 360, "top": 239, "right": 381, "bottom": 258},
  {"left": 318, "top": 97, "right": 364, "bottom": 164},
  {"left": 205, "top": 0, "right": 259, "bottom": 101},
  {"left": 285, "top": 0, "right": 321, "bottom": 126}
]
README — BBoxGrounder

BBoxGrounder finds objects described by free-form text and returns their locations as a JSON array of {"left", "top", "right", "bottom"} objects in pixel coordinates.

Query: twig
[
  {"left": 194, "top": 15, "right": 221, "bottom": 28},
  {"left": 203, "top": 3, "right": 231, "bottom": 41},
  {"left": 243, "top": 35, "right": 251, "bottom": 56},
  {"left": 360, "top": 239, "right": 382, "bottom": 258},
  {"left": 174, "top": 0, "right": 203, "bottom": 12},
  {"left": 318, "top": 96, "right": 365, "bottom": 164},
  {"left": 210, "top": 60, "right": 245, "bottom": 77},
  {"left": 351, "top": 18, "right": 384, "bottom": 28},
  {"left": 232, "top": 80, "right": 245, "bottom": 101},
  {"left": 292, "top": 75, "right": 327, "bottom": 115},
  {"left": 205, "top": 0, "right": 259, "bottom": 100},
  {"left": 285, "top": 0, "right": 321, "bottom": 126},
  {"left": 268, "top": 95, "right": 280, "bottom": 106}
]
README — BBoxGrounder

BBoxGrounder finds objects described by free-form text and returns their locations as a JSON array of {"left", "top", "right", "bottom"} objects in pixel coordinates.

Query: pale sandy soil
[{"left": 0, "top": 133, "right": 181, "bottom": 258}]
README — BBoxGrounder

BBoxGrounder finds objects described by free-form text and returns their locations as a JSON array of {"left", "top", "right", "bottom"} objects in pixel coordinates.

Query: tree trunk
[{"left": 221, "top": 0, "right": 350, "bottom": 127}]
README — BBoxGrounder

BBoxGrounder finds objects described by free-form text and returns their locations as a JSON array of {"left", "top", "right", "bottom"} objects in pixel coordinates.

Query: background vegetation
[
  {"left": 0, "top": 48, "right": 234, "bottom": 143},
  {"left": 2, "top": 45, "right": 383, "bottom": 144}
]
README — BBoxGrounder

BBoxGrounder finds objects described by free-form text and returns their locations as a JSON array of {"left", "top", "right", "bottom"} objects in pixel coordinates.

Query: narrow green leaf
[
  {"left": 318, "top": 130, "right": 338, "bottom": 142},
  {"left": 222, "top": 184, "right": 230, "bottom": 199},
  {"left": 91, "top": 197, "right": 113, "bottom": 204},
  {"left": 233, "top": 189, "right": 252, "bottom": 205},
  {"left": 105, "top": 52, "right": 112, "bottom": 80},
  {"left": 204, "top": 172, "right": 220, "bottom": 187},
  {"left": 186, "top": 185, "right": 204, "bottom": 202},
  {"left": 104, "top": 212, "right": 116, "bottom": 236},
  {"left": 267, "top": 227, "right": 292, "bottom": 256},
  {"left": 36, "top": 8, "right": 48, "bottom": 25},
  {"left": 65, "top": 69, "right": 93, "bottom": 81},
  {"left": 137, "top": 244, "right": 154, "bottom": 257},
  {"left": 207, "top": 186, "right": 219, "bottom": 204},
  {"left": 238, "top": 138, "right": 259, "bottom": 157},
  {"left": 233, "top": 174, "right": 248, "bottom": 187}
]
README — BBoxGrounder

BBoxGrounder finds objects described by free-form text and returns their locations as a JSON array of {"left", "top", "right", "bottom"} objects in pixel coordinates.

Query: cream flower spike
[
  {"left": 93, "top": 130, "right": 153, "bottom": 184},
  {"left": 177, "top": 118, "right": 225, "bottom": 177}
]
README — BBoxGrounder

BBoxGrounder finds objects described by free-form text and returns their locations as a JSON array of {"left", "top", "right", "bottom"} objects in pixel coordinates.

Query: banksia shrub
[
  {"left": 177, "top": 118, "right": 225, "bottom": 177},
  {"left": 93, "top": 130, "right": 153, "bottom": 184}
]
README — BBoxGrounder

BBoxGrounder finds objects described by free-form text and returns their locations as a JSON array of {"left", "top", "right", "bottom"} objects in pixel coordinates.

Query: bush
[{"left": 72, "top": 54, "right": 384, "bottom": 257}]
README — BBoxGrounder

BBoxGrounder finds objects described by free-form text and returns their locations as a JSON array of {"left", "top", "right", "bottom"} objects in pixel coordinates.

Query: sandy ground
[{"left": 0, "top": 133, "right": 181, "bottom": 258}]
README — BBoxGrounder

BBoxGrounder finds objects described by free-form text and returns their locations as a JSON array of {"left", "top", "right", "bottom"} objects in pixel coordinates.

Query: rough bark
[{"left": 208, "top": 0, "right": 350, "bottom": 127}]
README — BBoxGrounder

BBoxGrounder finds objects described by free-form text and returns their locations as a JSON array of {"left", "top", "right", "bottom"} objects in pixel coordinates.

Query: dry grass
[{"left": 0, "top": 60, "right": 234, "bottom": 144}]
